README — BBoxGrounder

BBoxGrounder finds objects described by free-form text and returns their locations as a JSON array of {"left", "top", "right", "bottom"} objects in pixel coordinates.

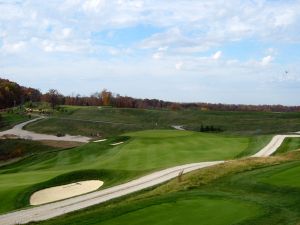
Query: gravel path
[
  {"left": 0, "top": 122, "right": 299, "bottom": 224},
  {"left": 0, "top": 117, "right": 91, "bottom": 143},
  {"left": 172, "top": 125, "right": 185, "bottom": 131}
]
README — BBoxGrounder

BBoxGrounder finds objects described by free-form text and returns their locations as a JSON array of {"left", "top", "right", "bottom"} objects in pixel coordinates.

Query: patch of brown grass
[{"left": 38, "top": 140, "right": 83, "bottom": 148}]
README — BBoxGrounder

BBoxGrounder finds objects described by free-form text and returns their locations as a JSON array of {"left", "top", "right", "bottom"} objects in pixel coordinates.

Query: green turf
[
  {"left": 25, "top": 106, "right": 300, "bottom": 137},
  {"left": 0, "top": 130, "right": 267, "bottom": 214},
  {"left": 259, "top": 161, "right": 300, "bottom": 188},
  {"left": 31, "top": 153, "right": 300, "bottom": 225},
  {"left": 94, "top": 196, "right": 260, "bottom": 225},
  {"left": 274, "top": 138, "right": 300, "bottom": 155}
]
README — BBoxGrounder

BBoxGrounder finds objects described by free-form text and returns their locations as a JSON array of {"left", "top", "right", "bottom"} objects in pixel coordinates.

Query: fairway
[
  {"left": 259, "top": 161, "right": 300, "bottom": 188},
  {"left": 0, "top": 130, "right": 265, "bottom": 213},
  {"left": 97, "top": 196, "right": 260, "bottom": 225}
]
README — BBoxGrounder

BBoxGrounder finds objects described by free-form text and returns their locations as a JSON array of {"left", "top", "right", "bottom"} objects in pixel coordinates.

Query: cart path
[{"left": 0, "top": 117, "right": 91, "bottom": 143}]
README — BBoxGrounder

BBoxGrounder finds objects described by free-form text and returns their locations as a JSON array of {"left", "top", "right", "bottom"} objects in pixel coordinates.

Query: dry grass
[{"left": 39, "top": 140, "right": 83, "bottom": 148}]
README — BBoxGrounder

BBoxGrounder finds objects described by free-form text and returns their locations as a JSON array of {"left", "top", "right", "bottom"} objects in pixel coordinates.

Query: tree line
[
  {"left": 1, "top": 78, "right": 300, "bottom": 112},
  {"left": 0, "top": 78, "right": 41, "bottom": 109}
]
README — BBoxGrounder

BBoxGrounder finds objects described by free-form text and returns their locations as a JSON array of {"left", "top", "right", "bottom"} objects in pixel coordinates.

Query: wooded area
[
  {"left": 1, "top": 78, "right": 300, "bottom": 112},
  {"left": 0, "top": 78, "right": 41, "bottom": 109}
]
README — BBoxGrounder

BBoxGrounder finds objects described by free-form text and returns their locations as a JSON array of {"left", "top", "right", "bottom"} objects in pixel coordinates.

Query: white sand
[
  {"left": 110, "top": 142, "right": 124, "bottom": 146},
  {"left": 93, "top": 139, "right": 107, "bottom": 143},
  {"left": 30, "top": 180, "right": 104, "bottom": 206}
]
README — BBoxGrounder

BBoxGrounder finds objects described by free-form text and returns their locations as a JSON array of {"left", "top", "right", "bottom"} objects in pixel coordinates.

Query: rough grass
[
  {"left": 0, "top": 112, "right": 30, "bottom": 131},
  {"left": 0, "top": 130, "right": 266, "bottom": 214},
  {"left": 0, "top": 139, "right": 60, "bottom": 162},
  {"left": 30, "top": 151, "right": 300, "bottom": 225},
  {"left": 25, "top": 107, "right": 300, "bottom": 137},
  {"left": 274, "top": 137, "right": 300, "bottom": 155}
]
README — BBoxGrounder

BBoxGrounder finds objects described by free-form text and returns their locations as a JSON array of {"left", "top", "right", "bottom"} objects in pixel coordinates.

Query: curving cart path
[
  {"left": 0, "top": 117, "right": 90, "bottom": 143},
  {"left": 0, "top": 120, "right": 299, "bottom": 224}
]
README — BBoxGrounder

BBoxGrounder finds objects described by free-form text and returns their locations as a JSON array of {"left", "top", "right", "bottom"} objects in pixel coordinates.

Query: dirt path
[
  {"left": 0, "top": 117, "right": 91, "bottom": 143},
  {"left": 0, "top": 128, "right": 299, "bottom": 224},
  {"left": 172, "top": 125, "right": 185, "bottom": 131}
]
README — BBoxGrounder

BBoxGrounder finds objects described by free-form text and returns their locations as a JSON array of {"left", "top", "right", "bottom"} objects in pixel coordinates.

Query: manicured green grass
[
  {"left": 94, "top": 196, "right": 260, "bottom": 225},
  {"left": 25, "top": 107, "right": 300, "bottom": 137},
  {"left": 274, "top": 138, "right": 300, "bottom": 155},
  {"left": 31, "top": 152, "right": 300, "bottom": 225},
  {"left": 0, "top": 130, "right": 266, "bottom": 214},
  {"left": 259, "top": 161, "right": 300, "bottom": 188}
]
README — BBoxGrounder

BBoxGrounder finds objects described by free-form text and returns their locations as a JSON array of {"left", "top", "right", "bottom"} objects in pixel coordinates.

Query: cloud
[
  {"left": 261, "top": 55, "right": 273, "bottom": 66},
  {"left": 212, "top": 51, "right": 222, "bottom": 60},
  {"left": 152, "top": 52, "right": 163, "bottom": 60},
  {"left": 2, "top": 41, "right": 26, "bottom": 53},
  {"left": 82, "top": 0, "right": 106, "bottom": 13},
  {"left": 175, "top": 61, "right": 183, "bottom": 70},
  {"left": 1, "top": 0, "right": 300, "bottom": 104},
  {"left": 274, "top": 9, "right": 295, "bottom": 27}
]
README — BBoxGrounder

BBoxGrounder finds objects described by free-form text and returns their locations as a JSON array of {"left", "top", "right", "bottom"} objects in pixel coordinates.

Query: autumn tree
[
  {"left": 43, "top": 89, "right": 63, "bottom": 109},
  {"left": 100, "top": 89, "right": 112, "bottom": 106}
]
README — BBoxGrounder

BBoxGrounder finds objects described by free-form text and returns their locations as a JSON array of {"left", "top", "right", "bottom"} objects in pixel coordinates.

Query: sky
[{"left": 1, "top": 0, "right": 300, "bottom": 105}]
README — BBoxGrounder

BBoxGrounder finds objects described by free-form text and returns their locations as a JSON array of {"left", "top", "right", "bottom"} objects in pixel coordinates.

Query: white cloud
[
  {"left": 274, "top": 9, "right": 295, "bottom": 27},
  {"left": 212, "top": 51, "right": 222, "bottom": 60},
  {"left": 261, "top": 55, "right": 273, "bottom": 66},
  {"left": 175, "top": 61, "right": 183, "bottom": 70},
  {"left": 152, "top": 52, "right": 163, "bottom": 60},
  {"left": 1, "top": 1, "right": 300, "bottom": 104},
  {"left": 61, "top": 28, "right": 72, "bottom": 39},
  {"left": 41, "top": 39, "right": 90, "bottom": 53},
  {"left": 2, "top": 41, "right": 26, "bottom": 53},
  {"left": 82, "top": 0, "right": 106, "bottom": 13}
]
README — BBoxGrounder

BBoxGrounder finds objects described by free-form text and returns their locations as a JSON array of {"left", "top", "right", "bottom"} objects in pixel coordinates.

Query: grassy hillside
[
  {"left": 0, "top": 130, "right": 268, "bottom": 214},
  {"left": 0, "top": 111, "right": 30, "bottom": 131},
  {"left": 31, "top": 151, "right": 300, "bottom": 225},
  {"left": 25, "top": 106, "right": 300, "bottom": 137},
  {"left": 274, "top": 138, "right": 300, "bottom": 155},
  {"left": 0, "top": 139, "right": 59, "bottom": 162}
]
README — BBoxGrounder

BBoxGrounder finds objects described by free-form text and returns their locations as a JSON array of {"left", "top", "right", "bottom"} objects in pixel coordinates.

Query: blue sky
[{"left": 1, "top": 0, "right": 300, "bottom": 105}]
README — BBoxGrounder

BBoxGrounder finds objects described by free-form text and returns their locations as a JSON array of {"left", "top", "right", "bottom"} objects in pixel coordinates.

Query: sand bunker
[
  {"left": 93, "top": 139, "right": 107, "bottom": 143},
  {"left": 30, "top": 180, "right": 104, "bottom": 205},
  {"left": 110, "top": 142, "right": 124, "bottom": 146}
]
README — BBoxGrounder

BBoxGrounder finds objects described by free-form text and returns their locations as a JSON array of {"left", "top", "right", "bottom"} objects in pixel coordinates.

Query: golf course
[
  {"left": 0, "top": 106, "right": 300, "bottom": 224},
  {"left": 2, "top": 0, "right": 300, "bottom": 223}
]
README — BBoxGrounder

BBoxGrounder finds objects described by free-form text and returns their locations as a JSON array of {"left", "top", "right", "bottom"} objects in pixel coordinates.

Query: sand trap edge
[{"left": 30, "top": 180, "right": 104, "bottom": 206}]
